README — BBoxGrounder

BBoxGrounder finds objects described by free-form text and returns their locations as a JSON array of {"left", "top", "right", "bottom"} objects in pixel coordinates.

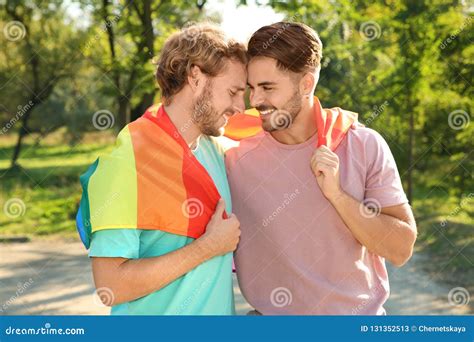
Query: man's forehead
[
  {"left": 247, "top": 56, "right": 279, "bottom": 71},
  {"left": 247, "top": 58, "right": 286, "bottom": 84},
  {"left": 247, "top": 71, "right": 282, "bottom": 87},
  {"left": 220, "top": 63, "right": 247, "bottom": 88}
]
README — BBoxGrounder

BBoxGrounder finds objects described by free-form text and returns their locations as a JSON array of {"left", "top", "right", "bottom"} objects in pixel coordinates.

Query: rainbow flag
[
  {"left": 76, "top": 105, "right": 223, "bottom": 249},
  {"left": 223, "top": 96, "right": 358, "bottom": 151},
  {"left": 76, "top": 97, "right": 357, "bottom": 248}
]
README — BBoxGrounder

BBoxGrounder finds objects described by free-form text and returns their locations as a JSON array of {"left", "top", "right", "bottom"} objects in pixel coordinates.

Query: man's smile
[{"left": 258, "top": 108, "right": 277, "bottom": 117}]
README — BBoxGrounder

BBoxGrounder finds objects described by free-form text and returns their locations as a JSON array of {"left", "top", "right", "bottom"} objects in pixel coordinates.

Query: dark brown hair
[{"left": 247, "top": 22, "right": 322, "bottom": 73}]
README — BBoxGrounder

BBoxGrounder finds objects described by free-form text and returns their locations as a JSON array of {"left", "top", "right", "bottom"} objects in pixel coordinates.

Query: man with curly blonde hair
[{"left": 83, "top": 23, "right": 247, "bottom": 315}]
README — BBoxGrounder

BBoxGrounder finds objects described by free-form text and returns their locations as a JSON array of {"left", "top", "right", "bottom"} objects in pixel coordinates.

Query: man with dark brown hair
[{"left": 226, "top": 22, "right": 417, "bottom": 315}]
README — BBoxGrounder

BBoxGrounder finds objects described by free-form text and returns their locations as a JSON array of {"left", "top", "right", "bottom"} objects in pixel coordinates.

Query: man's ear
[
  {"left": 187, "top": 65, "right": 204, "bottom": 92},
  {"left": 300, "top": 68, "right": 320, "bottom": 97},
  {"left": 313, "top": 66, "right": 320, "bottom": 89}
]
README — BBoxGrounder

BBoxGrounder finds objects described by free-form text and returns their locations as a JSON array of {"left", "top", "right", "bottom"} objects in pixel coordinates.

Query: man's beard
[
  {"left": 191, "top": 81, "right": 222, "bottom": 137},
  {"left": 260, "top": 89, "right": 302, "bottom": 132}
]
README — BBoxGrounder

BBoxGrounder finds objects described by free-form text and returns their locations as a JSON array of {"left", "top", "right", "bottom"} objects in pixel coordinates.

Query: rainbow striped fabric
[
  {"left": 223, "top": 96, "right": 358, "bottom": 151},
  {"left": 76, "top": 105, "right": 223, "bottom": 249},
  {"left": 76, "top": 97, "right": 357, "bottom": 248}
]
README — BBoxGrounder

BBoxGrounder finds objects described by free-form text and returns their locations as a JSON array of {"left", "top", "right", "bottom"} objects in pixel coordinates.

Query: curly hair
[{"left": 155, "top": 23, "right": 247, "bottom": 105}]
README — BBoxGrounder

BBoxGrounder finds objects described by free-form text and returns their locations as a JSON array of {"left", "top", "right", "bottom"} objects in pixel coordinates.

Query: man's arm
[
  {"left": 324, "top": 192, "right": 416, "bottom": 267},
  {"left": 91, "top": 199, "right": 240, "bottom": 306},
  {"left": 311, "top": 145, "right": 417, "bottom": 267}
]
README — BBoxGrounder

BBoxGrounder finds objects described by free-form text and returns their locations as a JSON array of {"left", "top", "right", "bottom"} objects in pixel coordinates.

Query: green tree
[
  {"left": 258, "top": 0, "right": 472, "bottom": 203},
  {"left": 82, "top": 0, "right": 216, "bottom": 130},
  {"left": 0, "top": 0, "right": 87, "bottom": 167}
]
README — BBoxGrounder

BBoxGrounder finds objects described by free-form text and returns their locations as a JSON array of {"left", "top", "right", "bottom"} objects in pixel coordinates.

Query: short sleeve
[
  {"left": 364, "top": 130, "right": 408, "bottom": 208},
  {"left": 88, "top": 229, "right": 141, "bottom": 259}
]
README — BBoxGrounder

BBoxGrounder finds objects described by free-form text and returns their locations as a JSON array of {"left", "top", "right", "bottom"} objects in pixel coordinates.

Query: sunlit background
[{"left": 0, "top": 0, "right": 472, "bottom": 315}]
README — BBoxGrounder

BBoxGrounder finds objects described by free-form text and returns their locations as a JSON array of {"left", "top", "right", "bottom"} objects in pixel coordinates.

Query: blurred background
[{"left": 0, "top": 0, "right": 472, "bottom": 315}]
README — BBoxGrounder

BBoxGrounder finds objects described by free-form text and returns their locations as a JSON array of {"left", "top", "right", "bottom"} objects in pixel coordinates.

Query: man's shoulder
[
  {"left": 225, "top": 132, "right": 266, "bottom": 168},
  {"left": 342, "top": 125, "right": 398, "bottom": 175},
  {"left": 343, "top": 125, "right": 390, "bottom": 153}
]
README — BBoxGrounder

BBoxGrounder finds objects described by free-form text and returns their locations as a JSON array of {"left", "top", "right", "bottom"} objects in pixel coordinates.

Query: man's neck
[
  {"left": 270, "top": 102, "right": 317, "bottom": 145},
  {"left": 164, "top": 93, "right": 201, "bottom": 149}
]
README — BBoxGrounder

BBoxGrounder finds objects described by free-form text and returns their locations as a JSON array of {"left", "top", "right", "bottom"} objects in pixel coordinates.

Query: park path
[{"left": 0, "top": 241, "right": 470, "bottom": 315}]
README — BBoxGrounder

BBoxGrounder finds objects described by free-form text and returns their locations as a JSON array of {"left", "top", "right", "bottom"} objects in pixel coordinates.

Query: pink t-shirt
[{"left": 225, "top": 126, "right": 408, "bottom": 315}]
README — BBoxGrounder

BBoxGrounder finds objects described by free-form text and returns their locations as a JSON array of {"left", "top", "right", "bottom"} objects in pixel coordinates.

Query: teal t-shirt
[{"left": 89, "top": 136, "right": 234, "bottom": 315}]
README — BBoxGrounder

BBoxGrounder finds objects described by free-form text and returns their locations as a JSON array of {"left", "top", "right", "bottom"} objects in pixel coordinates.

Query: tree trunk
[
  {"left": 130, "top": 0, "right": 156, "bottom": 122},
  {"left": 117, "top": 95, "right": 130, "bottom": 130},
  {"left": 131, "top": 93, "right": 155, "bottom": 121},
  {"left": 10, "top": 104, "right": 34, "bottom": 168},
  {"left": 11, "top": 125, "right": 27, "bottom": 168}
]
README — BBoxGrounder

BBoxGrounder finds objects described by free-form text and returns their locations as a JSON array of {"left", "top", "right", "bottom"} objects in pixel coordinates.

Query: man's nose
[
  {"left": 233, "top": 96, "right": 245, "bottom": 114},
  {"left": 249, "top": 89, "right": 263, "bottom": 109}
]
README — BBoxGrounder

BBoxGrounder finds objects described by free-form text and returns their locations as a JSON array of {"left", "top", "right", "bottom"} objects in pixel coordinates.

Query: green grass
[
  {"left": 411, "top": 173, "right": 473, "bottom": 312},
  {"left": 0, "top": 131, "right": 114, "bottom": 239}
]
